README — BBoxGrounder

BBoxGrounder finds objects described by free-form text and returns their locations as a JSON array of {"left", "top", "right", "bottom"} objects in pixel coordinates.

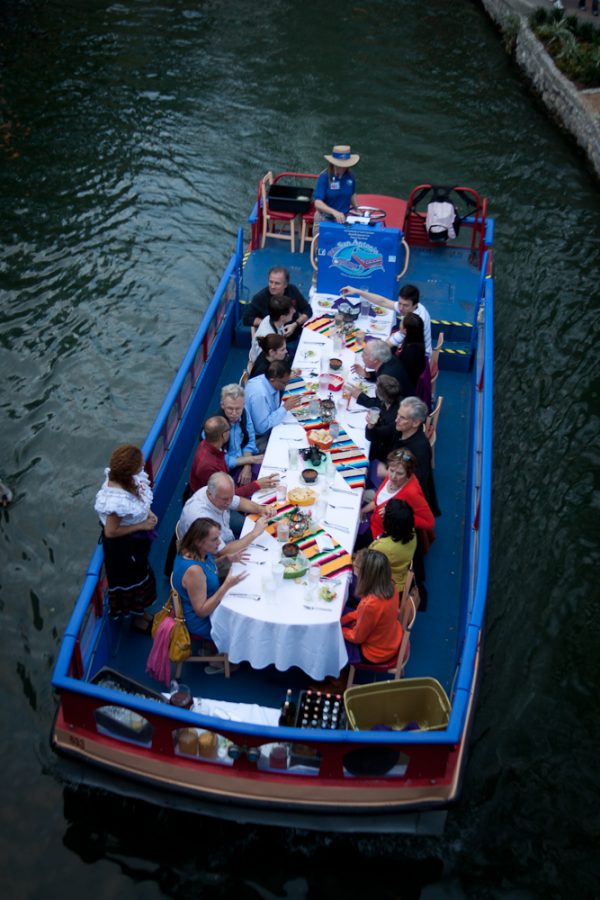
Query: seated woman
[
  {"left": 369, "top": 499, "right": 416, "bottom": 595},
  {"left": 390, "top": 312, "right": 426, "bottom": 390},
  {"left": 172, "top": 517, "right": 248, "bottom": 641},
  {"left": 94, "top": 443, "right": 158, "bottom": 629},
  {"left": 249, "top": 295, "right": 294, "bottom": 364},
  {"left": 356, "top": 448, "right": 434, "bottom": 548},
  {"left": 341, "top": 549, "right": 402, "bottom": 665},
  {"left": 248, "top": 333, "right": 292, "bottom": 380}
]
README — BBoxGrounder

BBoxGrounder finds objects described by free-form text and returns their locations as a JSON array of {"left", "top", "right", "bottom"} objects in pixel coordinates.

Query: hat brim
[{"left": 324, "top": 153, "right": 360, "bottom": 167}]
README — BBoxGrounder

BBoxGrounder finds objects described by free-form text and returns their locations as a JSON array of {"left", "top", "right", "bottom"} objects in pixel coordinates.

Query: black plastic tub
[{"left": 268, "top": 185, "right": 313, "bottom": 214}]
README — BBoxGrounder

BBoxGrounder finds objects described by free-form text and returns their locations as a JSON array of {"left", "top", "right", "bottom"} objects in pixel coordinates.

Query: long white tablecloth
[{"left": 210, "top": 293, "right": 395, "bottom": 679}]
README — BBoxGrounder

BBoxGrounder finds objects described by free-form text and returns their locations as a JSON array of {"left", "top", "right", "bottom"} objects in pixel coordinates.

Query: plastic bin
[
  {"left": 344, "top": 677, "right": 451, "bottom": 732},
  {"left": 268, "top": 184, "right": 313, "bottom": 215}
]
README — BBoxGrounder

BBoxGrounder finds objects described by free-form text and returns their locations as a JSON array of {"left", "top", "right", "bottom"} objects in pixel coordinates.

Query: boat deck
[{"left": 102, "top": 238, "right": 479, "bottom": 712}]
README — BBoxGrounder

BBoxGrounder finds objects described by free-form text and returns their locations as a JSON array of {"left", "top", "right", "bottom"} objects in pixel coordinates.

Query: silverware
[
  {"left": 303, "top": 604, "right": 334, "bottom": 613},
  {"left": 229, "top": 593, "right": 261, "bottom": 601},
  {"left": 249, "top": 544, "right": 269, "bottom": 552},
  {"left": 248, "top": 560, "right": 266, "bottom": 566},
  {"left": 328, "top": 503, "right": 354, "bottom": 510},
  {"left": 329, "top": 486, "right": 353, "bottom": 495},
  {"left": 324, "top": 521, "right": 351, "bottom": 533}
]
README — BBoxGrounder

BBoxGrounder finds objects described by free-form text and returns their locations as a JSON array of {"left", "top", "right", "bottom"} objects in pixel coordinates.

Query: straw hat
[{"left": 324, "top": 144, "right": 360, "bottom": 167}]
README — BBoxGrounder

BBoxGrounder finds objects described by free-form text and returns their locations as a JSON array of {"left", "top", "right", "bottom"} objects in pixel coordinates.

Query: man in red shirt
[{"left": 189, "top": 416, "right": 279, "bottom": 497}]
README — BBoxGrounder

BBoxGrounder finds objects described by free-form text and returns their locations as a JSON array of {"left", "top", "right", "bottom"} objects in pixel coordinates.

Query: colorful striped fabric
[
  {"left": 304, "top": 317, "right": 364, "bottom": 354},
  {"left": 249, "top": 504, "right": 352, "bottom": 579}
]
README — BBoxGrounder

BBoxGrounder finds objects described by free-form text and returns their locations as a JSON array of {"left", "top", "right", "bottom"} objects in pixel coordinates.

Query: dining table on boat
[{"left": 209, "top": 294, "right": 396, "bottom": 680}]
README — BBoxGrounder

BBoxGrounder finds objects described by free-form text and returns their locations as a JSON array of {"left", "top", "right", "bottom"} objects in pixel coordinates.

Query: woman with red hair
[{"left": 94, "top": 444, "right": 158, "bottom": 628}]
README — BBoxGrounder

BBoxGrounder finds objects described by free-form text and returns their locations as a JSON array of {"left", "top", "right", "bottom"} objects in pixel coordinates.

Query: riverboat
[{"left": 51, "top": 172, "right": 494, "bottom": 835}]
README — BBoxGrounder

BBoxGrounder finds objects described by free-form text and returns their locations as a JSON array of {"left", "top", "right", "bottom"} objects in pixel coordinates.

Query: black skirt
[{"left": 102, "top": 531, "right": 156, "bottom": 616}]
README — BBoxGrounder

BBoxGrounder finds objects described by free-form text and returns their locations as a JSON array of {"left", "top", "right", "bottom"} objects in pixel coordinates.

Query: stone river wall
[{"left": 480, "top": 0, "right": 600, "bottom": 180}]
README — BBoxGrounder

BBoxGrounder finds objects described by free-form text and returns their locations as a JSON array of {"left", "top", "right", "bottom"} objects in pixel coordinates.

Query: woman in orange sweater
[{"left": 342, "top": 549, "right": 402, "bottom": 665}]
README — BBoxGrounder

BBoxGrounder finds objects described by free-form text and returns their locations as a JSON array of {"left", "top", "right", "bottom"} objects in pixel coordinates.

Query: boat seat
[
  {"left": 260, "top": 171, "right": 296, "bottom": 253},
  {"left": 346, "top": 571, "right": 417, "bottom": 689},
  {"left": 430, "top": 332, "right": 444, "bottom": 398}
]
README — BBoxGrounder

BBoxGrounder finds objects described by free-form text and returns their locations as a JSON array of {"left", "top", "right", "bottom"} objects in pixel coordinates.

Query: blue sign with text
[{"left": 316, "top": 221, "right": 405, "bottom": 298}]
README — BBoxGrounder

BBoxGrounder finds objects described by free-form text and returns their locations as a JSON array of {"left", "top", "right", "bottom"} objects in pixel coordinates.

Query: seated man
[
  {"left": 392, "top": 397, "right": 440, "bottom": 517},
  {"left": 189, "top": 415, "right": 278, "bottom": 497},
  {"left": 348, "top": 340, "right": 413, "bottom": 407},
  {"left": 214, "top": 383, "right": 264, "bottom": 485},
  {"left": 178, "top": 472, "right": 275, "bottom": 557},
  {"left": 249, "top": 294, "right": 294, "bottom": 364},
  {"left": 243, "top": 265, "right": 312, "bottom": 343},
  {"left": 244, "top": 360, "right": 301, "bottom": 451},
  {"left": 342, "top": 283, "right": 432, "bottom": 358}
]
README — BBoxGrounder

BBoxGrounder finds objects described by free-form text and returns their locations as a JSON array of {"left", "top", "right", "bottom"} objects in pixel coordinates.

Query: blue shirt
[
  {"left": 244, "top": 374, "right": 287, "bottom": 436},
  {"left": 173, "top": 553, "right": 219, "bottom": 639},
  {"left": 315, "top": 169, "right": 356, "bottom": 215},
  {"left": 224, "top": 416, "right": 258, "bottom": 469}
]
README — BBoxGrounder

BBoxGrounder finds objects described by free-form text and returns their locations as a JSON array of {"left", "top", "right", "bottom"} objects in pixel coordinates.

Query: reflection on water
[{"left": 1, "top": 0, "right": 599, "bottom": 897}]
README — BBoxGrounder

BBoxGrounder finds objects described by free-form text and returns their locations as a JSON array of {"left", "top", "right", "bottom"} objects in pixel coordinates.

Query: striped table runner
[
  {"left": 304, "top": 316, "right": 364, "bottom": 353},
  {"left": 249, "top": 504, "right": 352, "bottom": 579}
]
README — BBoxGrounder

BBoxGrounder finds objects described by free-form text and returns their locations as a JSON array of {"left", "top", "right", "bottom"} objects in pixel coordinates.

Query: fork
[
  {"left": 328, "top": 503, "right": 354, "bottom": 510},
  {"left": 324, "top": 521, "right": 351, "bottom": 533},
  {"left": 229, "top": 593, "right": 260, "bottom": 602}
]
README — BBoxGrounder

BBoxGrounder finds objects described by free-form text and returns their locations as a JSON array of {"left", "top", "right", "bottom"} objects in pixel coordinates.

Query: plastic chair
[
  {"left": 346, "top": 571, "right": 417, "bottom": 689},
  {"left": 169, "top": 576, "right": 232, "bottom": 679},
  {"left": 260, "top": 171, "right": 296, "bottom": 252},
  {"left": 424, "top": 395, "right": 443, "bottom": 467}
]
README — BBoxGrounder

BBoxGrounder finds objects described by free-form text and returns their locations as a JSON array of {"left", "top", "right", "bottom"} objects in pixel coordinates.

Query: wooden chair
[
  {"left": 346, "top": 571, "right": 417, "bottom": 688},
  {"left": 299, "top": 204, "right": 316, "bottom": 254},
  {"left": 430, "top": 332, "right": 444, "bottom": 397},
  {"left": 260, "top": 171, "right": 296, "bottom": 252},
  {"left": 424, "top": 395, "right": 443, "bottom": 467},
  {"left": 169, "top": 575, "right": 232, "bottom": 679}
]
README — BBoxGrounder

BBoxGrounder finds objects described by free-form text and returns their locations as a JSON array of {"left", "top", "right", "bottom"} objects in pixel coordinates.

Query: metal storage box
[
  {"left": 344, "top": 677, "right": 451, "bottom": 732},
  {"left": 268, "top": 184, "right": 313, "bottom": 214}
]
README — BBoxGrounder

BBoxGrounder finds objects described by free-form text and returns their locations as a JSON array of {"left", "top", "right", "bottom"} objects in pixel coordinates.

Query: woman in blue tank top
[{"left": 172, "top": 517, "right": 248, "bottom": 638}]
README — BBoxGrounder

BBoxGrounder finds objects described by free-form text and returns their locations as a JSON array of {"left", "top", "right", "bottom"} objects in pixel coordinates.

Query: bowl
[
  {"left": 307, "top": 429, "right": 333, "bottom": 451},
  {"left": 329, "top": 357, "right": 343, "bottom": 371},
  {"left": 282, "top": 542, "right": 299, "bottom": 558},
  {"left": 301, "top": 467, "right": 319, "bottom": 484},
  {"left": 328, "top": 374, "right": 345, "bottom": 392}
]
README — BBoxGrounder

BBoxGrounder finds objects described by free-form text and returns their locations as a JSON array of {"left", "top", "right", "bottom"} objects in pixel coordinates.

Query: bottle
[{"left": 285, "top": 689, "right": 297, "bottom": 726}]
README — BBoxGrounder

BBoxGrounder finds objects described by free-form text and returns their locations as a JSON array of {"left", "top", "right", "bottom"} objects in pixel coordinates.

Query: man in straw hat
[{"left": 314, "top": 144, "right": 360, "bottom": 224}]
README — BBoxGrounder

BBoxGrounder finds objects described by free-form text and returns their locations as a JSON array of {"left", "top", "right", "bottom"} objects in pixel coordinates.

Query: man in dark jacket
[{"left": 243, "top": 266, "right": 312, "bottom": 346}]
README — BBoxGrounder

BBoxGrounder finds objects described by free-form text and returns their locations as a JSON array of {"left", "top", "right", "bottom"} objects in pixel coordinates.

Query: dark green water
[{"left": 1, "top": 1, "right": 599, "bottom": 897}]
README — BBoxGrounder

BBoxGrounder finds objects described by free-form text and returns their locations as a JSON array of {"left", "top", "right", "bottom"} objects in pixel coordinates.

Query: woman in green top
[{"left": 369, "top": 499, "right": 416, "bottom": 594}]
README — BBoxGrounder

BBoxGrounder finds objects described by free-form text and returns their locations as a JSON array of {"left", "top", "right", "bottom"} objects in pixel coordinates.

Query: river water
[{"left": 1, "top": 1, "right": 598, "bottom": 897}]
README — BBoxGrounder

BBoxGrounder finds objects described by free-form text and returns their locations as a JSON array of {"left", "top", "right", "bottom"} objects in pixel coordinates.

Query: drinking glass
[
  {"left": 308, "top": 397, "right": 320, "bottom": 418},
  {"left": 277, "top": 519, "right": 290, "bottom": 542},
  {"left": 329, "top": 421, "right": 340, "bottom": 440},
  {"left": 367, "top": 408, "right": 380, "bottom": 426},
  {"left": 276, "top": 483, "right": 287, "bottom": 502},
  {"left": 288, "top": 446, "right": 299, "bottom": 469}
]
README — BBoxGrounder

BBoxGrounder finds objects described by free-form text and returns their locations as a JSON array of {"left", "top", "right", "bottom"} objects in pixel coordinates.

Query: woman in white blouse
[{"left": 94, "top": 444, "right": 158, "bottom": 629}]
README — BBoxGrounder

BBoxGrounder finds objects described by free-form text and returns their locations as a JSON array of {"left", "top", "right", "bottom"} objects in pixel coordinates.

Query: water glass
[
  {"left": 272, "top": 563, "right": 285, "bottom": 585},
  {"left": 367, "top": 408, "right": 380, "bottom": 426},
  {"left": 276, "top": 483, "right": 287, "bottom": 502},
  {"left": 288, "top": 446, "right": 299, "bottom": 469},
  {"left": 308, "top": 397, "right": 320, "bottom": 418},
  {"left": 308, "top": 565, "right": 320, "bottom": 588},
  {"left": 277, "top": 519, "right": 290, "bottom": 543},
  {"left": 319, "top": 372, "right": 329, "bottom": 393},
  {"left": 329, "top": 421, "right": 340, "bottom": 440},
  {"left": 360, "top": 299, "right": 370, "bottom": 318}
]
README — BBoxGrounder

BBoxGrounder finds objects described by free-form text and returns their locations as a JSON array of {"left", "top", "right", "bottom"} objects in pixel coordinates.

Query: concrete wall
[{"left": 480, "top": 0, "right": 600, "bottom": 180}]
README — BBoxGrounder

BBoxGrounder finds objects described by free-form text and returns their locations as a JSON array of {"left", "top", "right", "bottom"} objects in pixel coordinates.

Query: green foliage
[{"left": 530, "top": 7, "right": 600, "bottom": 87}]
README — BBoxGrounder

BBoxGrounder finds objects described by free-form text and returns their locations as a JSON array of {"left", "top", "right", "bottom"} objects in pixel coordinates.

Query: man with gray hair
[
  {"left": 178, "top": 472, "right": 274, "bottom": 555},
  {"left": 213, "top": 383, "right": 265, "bottom": 486},
  {"left": 392, "top": 397, "right": 439, "bottom": 517},
  {"left": 349, "top": 339, "right": 412, "bottom": 407}
]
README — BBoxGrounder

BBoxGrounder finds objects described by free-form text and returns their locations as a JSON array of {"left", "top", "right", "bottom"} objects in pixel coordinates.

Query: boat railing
[
  {"left": 452, "top": 260, "right": 494, "bottom": 717},
  {"left": 54, "top": 231, "right": 245, "bottom": 669}
]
